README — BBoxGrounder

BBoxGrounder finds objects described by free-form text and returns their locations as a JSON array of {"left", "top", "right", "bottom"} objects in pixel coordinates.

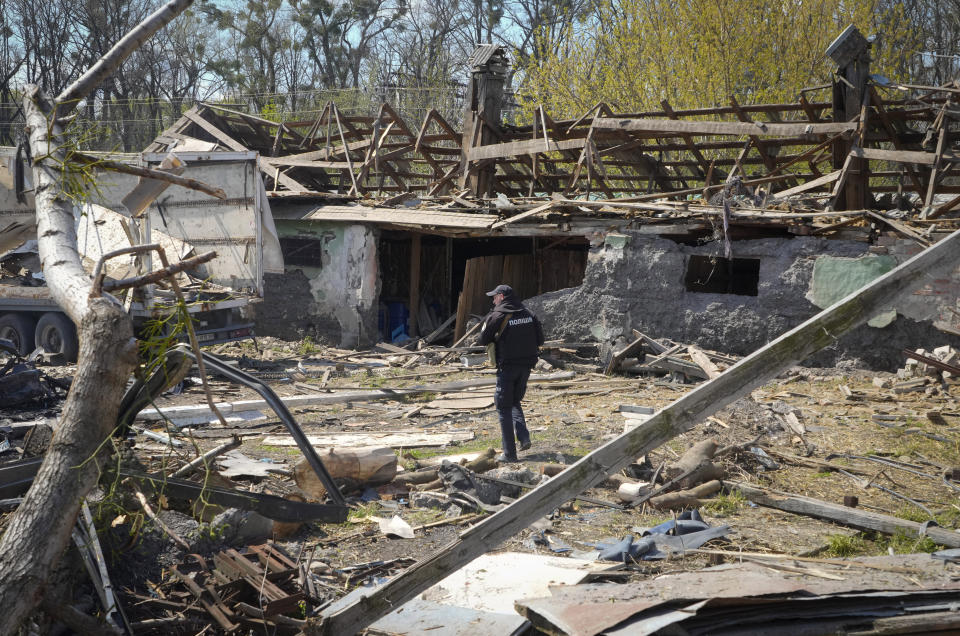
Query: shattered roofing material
[{"left": 515, "top": 554, "right": 960, "bottom": 636}]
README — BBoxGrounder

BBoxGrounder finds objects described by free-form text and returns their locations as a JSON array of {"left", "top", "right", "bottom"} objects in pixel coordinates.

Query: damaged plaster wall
[
  {"left": 256, "top": 221, "right": 380, "bottom": 348},
  {"left": 526, "top": 231, "right": 960, "bottom": 370}
]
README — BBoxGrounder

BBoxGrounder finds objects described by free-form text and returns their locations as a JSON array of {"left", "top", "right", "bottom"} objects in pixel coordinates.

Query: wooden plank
[
  {"left": 729, "top": 96, "right": 778, "bottom": 173},
  {"left": 141, "top": 372, "right": 576, "bottom": 424},
  {"left": 661, "top": 100, "right": 710, "bottom": 177},
  {"left": 865, "top": 211, "right": 930, "bottom": 247},
  {"left": 489, "top": 201, "right": 557, "bottom": 229},
  {"left": 728, "top": 481, "right": 960, "bottom": 548},
  {"left": 467, "top": 138, "right": 587, "bottom": 162},
  {"left": 688, "top": 345, "right": 721, "bottom": 379},
  {"left": 923, "top": 123, "right": 949, "bottom": 216},
  {"left": 848, "top": 146, "right": 959, "bottom": 166},
  {"left": 631, "top": 329, "right": 668, "bottom": 354},
  {"left": 260, "top": 157, "right": 353, "bottom": 170},
  {"left": 182, "top": 108, "right": 248, "bottom": 151},
  {"left": 422, "top": 312, "right": 457, "bottom": 345},
  {"left": 315, "top": 227, "right": 960, "bottom": 636},
  {"left": 930, "top": 192, "right": 960, "bottom": 219},
  {"left": 304, "top": 206, "right": 497, "bottom": 229},
  {"left": 593, "top": 117, "right": 855, "bottom": 137},
  {"left": 603, "top": 335, "right": 646, "bottom": 375},
  {"left": 771, "top": 170, "right": 842, "bottom": 199}
]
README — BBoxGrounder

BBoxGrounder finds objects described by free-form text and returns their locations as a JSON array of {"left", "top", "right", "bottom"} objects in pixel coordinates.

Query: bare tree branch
[
  {"left": 57, "top": 0, "right": 195, "bottom": 107},
  {"left": 73, "top": 152, "right": 227, "bottom": 200}
]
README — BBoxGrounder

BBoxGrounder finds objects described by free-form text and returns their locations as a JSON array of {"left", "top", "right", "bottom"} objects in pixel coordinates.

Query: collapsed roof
[{"left": 145, "top": 39, "right": 960, "bottom": 243}]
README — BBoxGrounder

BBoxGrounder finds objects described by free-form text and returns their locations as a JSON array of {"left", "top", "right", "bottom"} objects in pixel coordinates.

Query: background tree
[{"left": 518, "top": 0, "right": 920, "bottom": 117}]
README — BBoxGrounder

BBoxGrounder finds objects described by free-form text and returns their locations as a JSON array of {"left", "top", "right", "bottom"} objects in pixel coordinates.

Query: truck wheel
[
  {"left": 0, "top": 313, "right": 37, "bottom": 356},
  {"left": 35, "top": 312, "right": 79, "bottom": 362}
]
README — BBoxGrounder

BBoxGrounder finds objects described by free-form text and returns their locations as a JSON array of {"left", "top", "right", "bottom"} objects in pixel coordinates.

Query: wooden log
[
  {"left": 294, "top": 447, "right": 397, "bottom": 500},
  {"left": 664, "top": 439, "right": 723, "bottom": 488},
  {"left": 650, "top": 479, "right": 722, "bottom": 510},
  {"left": 727, "top": 481, "right": 960, "bottom": 548},
  {"left": 391, "top": 469, "right": 439, "bottom": 487},
  {"left": 314, "top": 227, "right": 960, "bottom": 636}
]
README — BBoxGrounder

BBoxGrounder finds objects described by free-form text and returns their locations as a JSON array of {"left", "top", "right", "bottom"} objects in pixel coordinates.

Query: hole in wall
[{"left": 684, "top": 255, "right": 760, "bottom": 296}]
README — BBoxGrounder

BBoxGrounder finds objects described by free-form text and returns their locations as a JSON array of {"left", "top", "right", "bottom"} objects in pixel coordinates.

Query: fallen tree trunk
[
  {"left": 312, "top": 226, "right": 960, "bottom": 635},
  {"left": 727, "top": 481, "right": 960, "bottom": 548},
  {"left": 0, "top": 1, "right": 196, "bottom": 631}
]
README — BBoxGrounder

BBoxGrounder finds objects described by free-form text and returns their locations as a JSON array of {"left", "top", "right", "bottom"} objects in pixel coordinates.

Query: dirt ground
[{"left": 3, "top": 335, "right": 960, "bottom": 632}]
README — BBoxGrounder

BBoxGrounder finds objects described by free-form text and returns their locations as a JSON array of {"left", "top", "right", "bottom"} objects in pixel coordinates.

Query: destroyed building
[{"left": 130, "top": 33, "right": 960, "bottom": 370}]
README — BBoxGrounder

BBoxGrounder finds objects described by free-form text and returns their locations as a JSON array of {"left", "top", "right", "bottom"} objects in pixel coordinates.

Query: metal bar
[{"left": 185, "top": 350, "right": 346, "bottom": 506}]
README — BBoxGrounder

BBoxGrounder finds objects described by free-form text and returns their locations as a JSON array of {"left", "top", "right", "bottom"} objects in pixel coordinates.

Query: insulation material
[{"left": 806, "top": 254, "right": 897, "bottom": 327}]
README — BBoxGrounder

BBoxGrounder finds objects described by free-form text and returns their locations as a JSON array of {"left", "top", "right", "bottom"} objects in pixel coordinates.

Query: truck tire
[
  {"left": 0, "top": 313, "right": 37, "bottom": 356},
  {"left": 35, "top": 312, "right": 79, "bottom": 362}
]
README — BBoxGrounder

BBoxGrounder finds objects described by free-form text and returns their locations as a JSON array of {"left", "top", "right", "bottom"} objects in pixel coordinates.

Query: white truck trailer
[{"left": 0, "top": 150, "right": 284, "bottom": 361}]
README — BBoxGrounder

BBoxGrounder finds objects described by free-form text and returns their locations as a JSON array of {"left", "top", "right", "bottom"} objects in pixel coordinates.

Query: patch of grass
[
  {"left": 823, "top": 533, "right": 868, "bottom": 557},
  {"left": 402, "top": 436, "right": 499, "bottom": 463},
  {"left": 702, "top": 491, "right": 745, "bottom": 517},
  {"left": 258, "top": 444, "right": 301, "bottom": 456},
  {"left": 812, "top": 470, "right": 833, "bottom": 478},
  {"left": 876, "top": 530, "right": 940, "bottom": 554},
  {"left": 894, "top": 506, "right": 930, "bottom": 523},
  {"left": 360, "top": 371, "right": 387, "bottom": 388},
  {"left": 406, "top": 509, "right": 442, "bottom": 526},
  {"left": 398, "top": 391, "right": 435, "bottom": 403},
  {"left": 347, "top": 502, "right": 379, "bottom": 522}
]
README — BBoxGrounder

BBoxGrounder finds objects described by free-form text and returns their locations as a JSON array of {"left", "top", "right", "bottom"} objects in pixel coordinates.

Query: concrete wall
[
  {"left": 256, "top": 221, "right": 380, "bottom": 348},
  {"left": 525, "top": 231, "right": 960, "bottom": 370}
]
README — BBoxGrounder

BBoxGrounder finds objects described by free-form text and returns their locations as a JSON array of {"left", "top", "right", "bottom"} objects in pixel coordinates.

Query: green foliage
[
  {"left": 260, "top": 101, "right": 283, "bottom": 122},
  {"left": 519, "top": 0, "right": 919, "bottom": 118},
  {"left": 297, "top": 336, "right": 319, "bottom": 356}
]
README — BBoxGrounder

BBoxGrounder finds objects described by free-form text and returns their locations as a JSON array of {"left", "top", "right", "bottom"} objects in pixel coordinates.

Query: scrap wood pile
[{"left": 603, "top": 329, "right": 738, "bottom": 380}]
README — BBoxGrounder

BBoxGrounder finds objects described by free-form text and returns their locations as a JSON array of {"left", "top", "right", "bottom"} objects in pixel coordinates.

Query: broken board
[
  {"left": 425, "top": 390, "right": 495, "bottom": 410},
  {"left": 261, "top": 430, "right": 475, "bottom": 448}
]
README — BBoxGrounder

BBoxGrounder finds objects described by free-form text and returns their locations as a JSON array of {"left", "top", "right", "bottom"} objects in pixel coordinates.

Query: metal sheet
[
  {"left": 367, "top": 597, "right": 528, "bottom": 636},
  {"left": 421, "top": 552, "right": 615, "bottom": 615},
  {"left": 516, "top": 555, "right": 960, "bottom": 636}
]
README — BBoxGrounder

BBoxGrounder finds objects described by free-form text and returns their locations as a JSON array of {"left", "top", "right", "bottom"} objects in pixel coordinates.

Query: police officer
[{"left": 477, "top": 284, "right": 544, "bottom": 463}]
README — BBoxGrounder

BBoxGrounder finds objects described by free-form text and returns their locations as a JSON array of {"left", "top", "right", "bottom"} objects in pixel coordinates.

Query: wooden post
[
  {"left": 315, "top": 226, "right": 960, "bottom": 636},
  {"left": 408, "top": 233, "right": 421, "bottom": 338},
  {"left": 459, "top": 46, "right": 509, "bottom": 197},
  {"left": 827, "top": 25, "right": 871, "bottom": 210}
]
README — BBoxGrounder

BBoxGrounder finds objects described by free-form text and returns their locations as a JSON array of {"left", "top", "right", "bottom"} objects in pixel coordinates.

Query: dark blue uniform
[{"left": 478, "top": 287, "right": 544, "bottom": 460}]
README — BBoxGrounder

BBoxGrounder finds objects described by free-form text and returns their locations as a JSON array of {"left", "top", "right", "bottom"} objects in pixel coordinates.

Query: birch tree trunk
[{"left": 0, "top": 1, "right": 194, "bottom": 630}]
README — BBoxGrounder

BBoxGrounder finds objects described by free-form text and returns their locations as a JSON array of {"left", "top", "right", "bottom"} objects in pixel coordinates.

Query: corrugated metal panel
[{"left": 305, "top": 205, "right": 497, "bottom": 229}]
